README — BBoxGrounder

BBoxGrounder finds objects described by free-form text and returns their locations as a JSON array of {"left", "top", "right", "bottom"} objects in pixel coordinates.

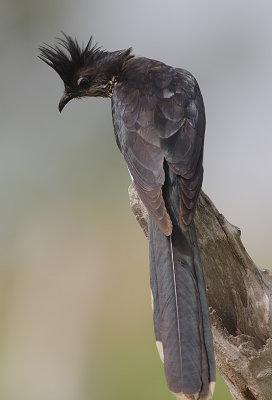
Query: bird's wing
[{"left": 112, "top": 59, "right": 205, "bottom": 233}]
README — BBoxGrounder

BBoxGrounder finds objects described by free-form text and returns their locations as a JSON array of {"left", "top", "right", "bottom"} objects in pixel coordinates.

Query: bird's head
[{"left": 39, "top": 33, "right": 133, "bottom": 112}]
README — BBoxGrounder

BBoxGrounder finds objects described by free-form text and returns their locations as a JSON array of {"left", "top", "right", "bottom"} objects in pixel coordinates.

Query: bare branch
[{"left": 128, "top": 183, "right": 272, "bottom": 400}]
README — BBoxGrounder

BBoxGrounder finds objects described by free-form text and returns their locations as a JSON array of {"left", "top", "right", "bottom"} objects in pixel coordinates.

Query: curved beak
[{"left": 58, "top": 93, "right": 75, "bottom": 112}]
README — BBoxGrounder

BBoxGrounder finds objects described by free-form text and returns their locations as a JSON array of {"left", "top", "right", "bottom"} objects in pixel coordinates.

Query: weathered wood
[{"left": 128, "top": 183, "right": 272, "bottom": 400}]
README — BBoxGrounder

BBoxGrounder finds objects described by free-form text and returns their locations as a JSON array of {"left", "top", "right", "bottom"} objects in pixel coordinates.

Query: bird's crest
[{"left": 39, "top": 33, "right": 110, "bottom": 85}]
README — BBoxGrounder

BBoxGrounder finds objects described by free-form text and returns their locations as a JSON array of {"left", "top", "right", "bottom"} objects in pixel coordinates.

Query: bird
[{"left": 39, "top": 33, "right": 216, "bottom": 400}]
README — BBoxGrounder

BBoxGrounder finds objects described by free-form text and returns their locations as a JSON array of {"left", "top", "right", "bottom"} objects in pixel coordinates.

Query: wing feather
[{"left": 112, "top": 57, "right": 205, "bottom": 233}]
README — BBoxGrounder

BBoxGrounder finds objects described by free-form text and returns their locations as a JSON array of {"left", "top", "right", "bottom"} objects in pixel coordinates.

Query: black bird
[{"left": 39, "top": 34, "right": 216, "bottom": 400}]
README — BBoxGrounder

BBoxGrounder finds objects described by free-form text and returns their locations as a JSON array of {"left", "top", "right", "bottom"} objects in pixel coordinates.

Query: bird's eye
[{"left": 77, "top": 77, "right": 90, "bottom": 89}]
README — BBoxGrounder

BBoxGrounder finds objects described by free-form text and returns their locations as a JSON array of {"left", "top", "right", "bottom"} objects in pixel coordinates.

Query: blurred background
[{"left": 0, "top": 0, "right": 271, "bottom": 399}]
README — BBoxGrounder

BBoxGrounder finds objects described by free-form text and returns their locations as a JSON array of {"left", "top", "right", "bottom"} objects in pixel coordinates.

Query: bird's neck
[
  {"left": 103, "top": 52, "right": 134, "bottom": 97},
  {"left": 106, "top": 75, "right": 118, "bottom": 98}
]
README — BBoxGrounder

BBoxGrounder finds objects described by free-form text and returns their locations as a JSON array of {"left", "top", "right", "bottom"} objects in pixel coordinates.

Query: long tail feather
[{"left": 149, "top": 215, "right": 215, "bottom": 399}]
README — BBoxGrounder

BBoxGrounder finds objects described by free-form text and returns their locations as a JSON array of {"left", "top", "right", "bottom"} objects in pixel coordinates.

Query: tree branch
[{"left": 128, "top": 183, "right": 272, "bottom": 400}]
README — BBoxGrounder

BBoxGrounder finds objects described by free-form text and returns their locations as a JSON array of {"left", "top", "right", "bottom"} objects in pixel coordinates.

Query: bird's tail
[{"left": 149, "top": 215, "right": 216, "bottom": 400}]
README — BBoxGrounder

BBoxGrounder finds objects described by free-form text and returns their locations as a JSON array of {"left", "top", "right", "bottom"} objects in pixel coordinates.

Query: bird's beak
[{"left": 58, "top": 93, "right": 75, "bottom": 112}]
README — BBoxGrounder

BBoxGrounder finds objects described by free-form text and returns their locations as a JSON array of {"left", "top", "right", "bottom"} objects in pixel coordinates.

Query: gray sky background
[{"left": 0, "top": 1, "right": 271, "bottom": 399}]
